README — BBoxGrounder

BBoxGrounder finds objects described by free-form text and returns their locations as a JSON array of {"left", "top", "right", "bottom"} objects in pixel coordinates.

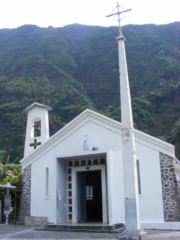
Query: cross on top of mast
[{"left": 106, "top": 2, "right": 131, "bottom": 35}]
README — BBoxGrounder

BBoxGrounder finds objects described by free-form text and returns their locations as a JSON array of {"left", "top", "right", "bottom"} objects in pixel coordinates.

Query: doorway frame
[{"left": 72, "top": 164, "right": 108, "bottom": 223}]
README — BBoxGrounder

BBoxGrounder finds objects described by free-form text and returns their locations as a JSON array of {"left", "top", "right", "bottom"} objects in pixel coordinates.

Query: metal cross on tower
[
  {"left": 106, "top": 3, "right": 147, "bottom": 239},
  {"left": 106, "top": 2, "right": 131, "bottom": 35}
]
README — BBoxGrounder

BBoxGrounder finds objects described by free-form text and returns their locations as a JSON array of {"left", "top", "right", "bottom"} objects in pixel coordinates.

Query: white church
[
  {"left": 18, "top": 102, "right": 180, "bottom": 230},
  {"left": 18, "top": 13, "right": 180, "bottom": 231}
]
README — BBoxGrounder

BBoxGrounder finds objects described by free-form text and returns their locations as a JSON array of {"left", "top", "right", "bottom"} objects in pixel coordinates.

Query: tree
[
  {"left": 0, "top": 150, "right": 8, "bottom": 165},
  {"left": 172, "top": 118, "right": 180, "bottom": 144},
  {"left": 0, "top": 163, "right": 23, "bottom": 220},
  {"left": 168, "top": 118, "right": 180, "bottom": 158}
]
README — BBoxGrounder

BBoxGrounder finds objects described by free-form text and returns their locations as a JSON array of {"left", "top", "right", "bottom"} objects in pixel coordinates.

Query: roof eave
[{"left": 24, "top": 102, "right": 52, "bottom": 113}]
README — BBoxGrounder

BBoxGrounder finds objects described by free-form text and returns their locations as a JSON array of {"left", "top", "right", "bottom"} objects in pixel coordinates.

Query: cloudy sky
[{"left": 0, "top": 0, "right": 179, "bottom": 29}]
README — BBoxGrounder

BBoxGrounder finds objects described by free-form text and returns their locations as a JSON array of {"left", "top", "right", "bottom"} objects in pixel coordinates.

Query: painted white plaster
[
  {"left": 106, "top": 150, "right": 124, "bottom": 224},
  {"left": 136, "top": 143, "right": 164, "bottom": 223},
  {"left": 24, "top": 103, "right": 51, "bottom": 158},
  {"left": 22, "top": 107, "right": 176, "bottom": 227},
  {"left": 117, "top": 34, "right": 140, "bottom": 231},
  {"left": 56, "top": 159, "right": 67, "bottom": 224},
  {"left": 31, "top": 161, "right": 55, "bottom": 223},
  {"left": 21, "top": 109, "right": 174, "bottom": 169}
]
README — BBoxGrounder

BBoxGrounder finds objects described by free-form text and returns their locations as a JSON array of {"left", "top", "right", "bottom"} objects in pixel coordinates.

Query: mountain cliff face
[{"left": 0, "top": 22, "right": 180, "bottom": 163}]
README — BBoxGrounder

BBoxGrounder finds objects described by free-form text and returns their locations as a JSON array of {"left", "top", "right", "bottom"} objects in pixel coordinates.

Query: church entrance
[
  {"left": 77, "top": 170, "right": 102, "bottom": 223},
  {"left": 68, "top": 156, "right": 108, "bottom": 224}
]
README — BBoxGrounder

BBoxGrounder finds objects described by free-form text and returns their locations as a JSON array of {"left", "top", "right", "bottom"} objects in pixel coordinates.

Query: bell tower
[{"left": 24, "top": 102, "right": 52, "bottom": 158}]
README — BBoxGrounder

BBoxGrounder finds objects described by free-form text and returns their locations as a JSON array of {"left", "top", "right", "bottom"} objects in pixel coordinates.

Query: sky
[{"left": 0, "top": 0, "right": 180, "bottom": 29}]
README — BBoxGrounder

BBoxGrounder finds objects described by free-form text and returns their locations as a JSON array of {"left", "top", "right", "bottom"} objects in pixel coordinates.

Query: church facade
[{"left": 18, "top": 102, "right": 180, "bottom": 229}]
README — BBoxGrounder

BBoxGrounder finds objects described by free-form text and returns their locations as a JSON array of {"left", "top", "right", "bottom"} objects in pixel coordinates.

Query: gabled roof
[
  {"left": 20, "top": 108, "right": 175, "bottom": 169},
  {"left": 24, "top": 102, "right": 52, "bottom": 113}
]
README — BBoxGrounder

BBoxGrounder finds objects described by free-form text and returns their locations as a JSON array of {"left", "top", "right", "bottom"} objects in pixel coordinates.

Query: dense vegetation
[
  {"left": 0, "top": 22, "right": 180, "bottom": 162},
  {"left": 0, "top": 161, "right": 23, "bottom": 217}
]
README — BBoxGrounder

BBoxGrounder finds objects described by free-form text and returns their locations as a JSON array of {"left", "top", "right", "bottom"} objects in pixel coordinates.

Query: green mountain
[{"left": 0, "top": 23, "right": 180, "bottom": 163}]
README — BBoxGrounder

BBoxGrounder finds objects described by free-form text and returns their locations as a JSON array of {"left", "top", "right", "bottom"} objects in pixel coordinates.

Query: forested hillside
[{"left": 0, "top": 22, "right": 180, "bottom": 163}]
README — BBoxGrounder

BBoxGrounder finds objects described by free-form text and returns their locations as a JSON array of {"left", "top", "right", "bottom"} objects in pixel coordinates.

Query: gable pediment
[{"left": 20, "top": 109, "right": 175, "bottom": 169}]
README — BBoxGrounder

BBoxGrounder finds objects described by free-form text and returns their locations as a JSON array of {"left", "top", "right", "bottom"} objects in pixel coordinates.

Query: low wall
[
  {"left": 25, "top": 216, "right": 48, "bottom": 226},
  {"left": 141, "top": 222, "right": 180, "bottom": 230}
]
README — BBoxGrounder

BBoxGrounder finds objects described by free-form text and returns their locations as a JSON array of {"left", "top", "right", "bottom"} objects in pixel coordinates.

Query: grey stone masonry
[
  {"left": 160, "top": 152, "right": 180, "bottom": 222},
  {"left": 18, "top": 165, "right": 31, "bottom": 224}
]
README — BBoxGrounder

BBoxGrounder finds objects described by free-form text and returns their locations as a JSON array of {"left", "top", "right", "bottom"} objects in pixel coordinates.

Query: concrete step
[{"left": 36, "top": 223, "right": 125, "bottom": 233}]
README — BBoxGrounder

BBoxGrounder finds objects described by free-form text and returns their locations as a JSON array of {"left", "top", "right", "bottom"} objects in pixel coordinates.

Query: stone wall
[
  {"left": 18, "top": 165, "right": 31, "bottom": 224},
  {"left": 25, "top": 216, "right": 48, "bottom": 226},
  {"left": 160, "top": 152, "right": 180, "bottom": 222}
]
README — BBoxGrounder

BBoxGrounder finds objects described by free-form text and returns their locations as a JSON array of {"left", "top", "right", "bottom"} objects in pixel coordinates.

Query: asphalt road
[{"left": 1, "top": 224, "right": 180, "bottom": 239}]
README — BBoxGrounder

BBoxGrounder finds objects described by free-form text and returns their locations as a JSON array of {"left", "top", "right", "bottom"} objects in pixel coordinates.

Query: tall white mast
[{"left": 107, "top": 3, "right": 146, "bottom": 239}]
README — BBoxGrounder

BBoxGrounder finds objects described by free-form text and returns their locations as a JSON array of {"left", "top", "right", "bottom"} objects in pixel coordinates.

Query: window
[
  {"left": 68, "top": 161, "right": 72, "bottom": 167},
  {"left": 86, "top": 185, "right": 93, "bottom": 200},
  {"left": 45, "top": 167, "right": 49, "bottom": 198},
  {"left": 75, "top": 161, "right": 79, "bottom": 167},
  {"left": 34, "top": 120, "right": 41, "bottom": 137},
  {"left": 100, "top": 158, "right": 106, "bottom": 164},
  {"left": 93, "top": 159, "right": 98, "bottom": 165},
  {"left": 136, "top": 160, "right": 141, "bottom": 195},
  {"left": 81, "top": 160, "right": 86, "bottom": 166}
]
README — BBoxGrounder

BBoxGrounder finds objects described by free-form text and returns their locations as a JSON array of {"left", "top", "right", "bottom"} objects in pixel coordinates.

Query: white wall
[
  {"left": 106, "top": 150, "right": 125, "bottom": 224},
  {"left": 54, "top": 120, "right": 122, "bottom": 155},
  {"left": 31, "top": 154, "right": 56, "bottom": 223},
  {"left": 30, "top": 120, "right": 123, "bottom": 223},
  {"left": 136, "top": 142, "right": 164, "bottom": 223},
  {"left": 56, "top": 159, "right": 67, "bottom": 224},
  {"left": 30, "top": 119, "right": 165, "bottom": 224}
]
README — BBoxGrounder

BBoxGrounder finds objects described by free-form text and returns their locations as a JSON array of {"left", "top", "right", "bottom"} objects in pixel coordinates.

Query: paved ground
[{"left": 0, "top": 224, "right": 180, "bottom": 239}]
